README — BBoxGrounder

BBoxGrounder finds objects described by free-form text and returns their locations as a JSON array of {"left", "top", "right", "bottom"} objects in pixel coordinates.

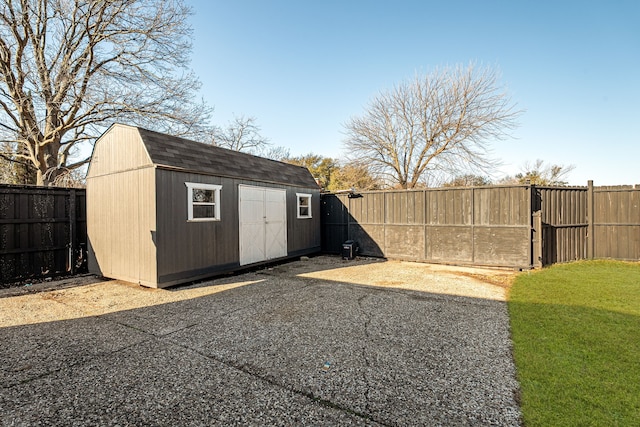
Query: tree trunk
[{"left": 36, "top": 139, "right": 62, "bottom": 186}]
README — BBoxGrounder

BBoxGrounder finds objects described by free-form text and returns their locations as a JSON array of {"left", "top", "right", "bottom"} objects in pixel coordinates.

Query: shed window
[
  {"left": 296, "top": 193, "right": 312, "bottom": 219},
  {"left": 186, "top": 183, "right": 222, "bottom": 221}
]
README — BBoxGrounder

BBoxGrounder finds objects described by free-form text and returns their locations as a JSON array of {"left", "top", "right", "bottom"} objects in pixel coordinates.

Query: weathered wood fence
[
  {"left": 1, "top": 181, "right": 637, "bottom": 283},
  {"left": 322, "top": 182, "right": 640, "bottom": 268},
  {"left": 0, "top": 185, "right": 87, "bottom": 283}
]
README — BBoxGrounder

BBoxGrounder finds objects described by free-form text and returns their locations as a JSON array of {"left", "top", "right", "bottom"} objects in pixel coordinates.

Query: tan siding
[
  {"left": 87, "top": 168, "right": 156, "bottom": 286},
  {"left": 87, "top": 125, "right": 153, "bottom": 178}
]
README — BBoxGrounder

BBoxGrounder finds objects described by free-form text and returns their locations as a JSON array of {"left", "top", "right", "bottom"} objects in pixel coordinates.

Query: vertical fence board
[
  {"left": 0, "top": 185, "right": 87, "bottom": 283},
  {"left": 320, "top": 183, "right": 639, "bottom": 268},
  {"left": 592, "top": 185, "right": 640, "bottom": 260}
]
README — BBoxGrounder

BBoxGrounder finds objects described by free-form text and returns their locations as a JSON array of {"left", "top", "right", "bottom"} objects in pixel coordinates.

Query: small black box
[{"left": 342, "top": 240, "right": 359, "bottom": 260}]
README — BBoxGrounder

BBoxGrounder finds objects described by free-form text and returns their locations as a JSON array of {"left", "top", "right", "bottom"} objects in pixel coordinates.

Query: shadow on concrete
[{"left": 1, "top": 260, "right": 522, "bottom": 426}]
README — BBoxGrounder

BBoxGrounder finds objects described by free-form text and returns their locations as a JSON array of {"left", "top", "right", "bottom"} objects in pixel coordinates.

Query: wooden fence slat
[
  {"left": 320, "top": 183, "right": 639, "bottom": 268},
  {"left": 0, "top": 184, "right": 87, "bottom": 283}
]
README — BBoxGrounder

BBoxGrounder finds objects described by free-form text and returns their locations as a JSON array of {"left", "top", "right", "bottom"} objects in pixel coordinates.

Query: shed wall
[
  {"left": 87, "top": 167, "right": 157, "bottom": 286},
  {"left": 154, "top": 169, "right": 320, "bottom": 286}
]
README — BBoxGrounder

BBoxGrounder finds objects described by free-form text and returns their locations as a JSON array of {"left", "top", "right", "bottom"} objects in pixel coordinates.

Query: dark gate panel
[
  {"left": 537, "top": 186, "right": 588, "bottom": 265},
  {"left": 320, "top": 194, "right": 348, "bottom": 254}
]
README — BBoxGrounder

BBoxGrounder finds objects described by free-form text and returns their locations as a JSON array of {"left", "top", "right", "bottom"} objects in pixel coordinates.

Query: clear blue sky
[{"left": 186, "top": 0, "right": 639, "bottom": 186}]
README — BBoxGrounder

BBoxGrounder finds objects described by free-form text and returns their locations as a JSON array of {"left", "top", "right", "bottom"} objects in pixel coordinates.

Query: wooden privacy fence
[
  {"left": 0, "top": 185, "right": 87, "bottom": 283},
  {"left": 1, "top": 182, "right": 637, "bottom": 283},
  {"left": 321, "top": 182, "right": 640, "bottom": 269}
]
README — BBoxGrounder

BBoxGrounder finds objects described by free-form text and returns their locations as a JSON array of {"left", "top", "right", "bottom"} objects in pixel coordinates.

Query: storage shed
[{"left": 87, "top": 123, "right": 321, "bottom": 288}]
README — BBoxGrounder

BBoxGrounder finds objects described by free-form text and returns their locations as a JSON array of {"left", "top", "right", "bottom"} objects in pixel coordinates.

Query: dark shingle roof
[{"left": 137, "top": 127, "right": 318, "bottom": 188}]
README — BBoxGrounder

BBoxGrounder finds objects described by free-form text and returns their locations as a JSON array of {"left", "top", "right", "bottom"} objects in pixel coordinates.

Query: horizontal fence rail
[{"left": 0, "top": 185, "right": 87, "bottom": 284}]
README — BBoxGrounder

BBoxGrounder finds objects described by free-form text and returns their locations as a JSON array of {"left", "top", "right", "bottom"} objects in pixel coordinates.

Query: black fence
[{"left": 0, "top": 185, "right": 87, "bottom": 284}]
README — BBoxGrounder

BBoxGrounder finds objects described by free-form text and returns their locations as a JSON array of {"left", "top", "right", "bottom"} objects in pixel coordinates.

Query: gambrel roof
[
  {"left": 91, "top": 124, "right": 318, "bottom": 188},
  {"left": 138, "top": 127, "right": 317, "bottom": 188}
]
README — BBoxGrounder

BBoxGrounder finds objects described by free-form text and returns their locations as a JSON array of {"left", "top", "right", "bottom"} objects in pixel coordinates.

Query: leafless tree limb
[
  {"left": 501, "top": 159, "right": 576, "bottom": 186},
  {"left": 212, "top": 115, "right": 271, "bottom": 154},
  {"left": 343, "top": 63, "right": 522, "bottom": 189},
  {"left": 0, "top": 0, "right": 212, "bottom": 185}
]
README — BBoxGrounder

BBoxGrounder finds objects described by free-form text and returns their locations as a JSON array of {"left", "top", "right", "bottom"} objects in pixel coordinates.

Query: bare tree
[
  {"left": 213, "top": 115, "right": 269, "bottom": 153},
  {"left": 0, "top": 0, "right": 211, "bottom": 186},
  {"left": 343, "top": 63, "right": 521, "bottom": 189},
  {"left": 0, "top": 141, "right": 37, "bottom": 184},
  {"left": 213, "top": 114, "right": 292, "bottom": 161},
  {"left": 261, "top": 145, "right": 290, "bottom": 161},
  {"left": 501, "top": 159, "right": 576, "bottom": 186}
]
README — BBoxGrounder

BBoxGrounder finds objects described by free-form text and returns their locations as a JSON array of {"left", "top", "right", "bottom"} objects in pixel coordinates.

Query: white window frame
[
  {"left": 185, "top": 182, "right": 222, "bottom": 221},
  {"left": 296, "top": 193, "right": 312, "bottom": 219}
]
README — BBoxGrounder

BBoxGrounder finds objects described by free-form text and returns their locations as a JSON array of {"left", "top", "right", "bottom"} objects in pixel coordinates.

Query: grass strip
[{"left": 508, "top": 260, "right": 640, "bottom": 426}]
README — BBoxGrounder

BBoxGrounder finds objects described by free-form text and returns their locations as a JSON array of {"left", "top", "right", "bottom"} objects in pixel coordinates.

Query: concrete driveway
[{"left": 1, "top": 256, "right": 521, "bottom": 426}]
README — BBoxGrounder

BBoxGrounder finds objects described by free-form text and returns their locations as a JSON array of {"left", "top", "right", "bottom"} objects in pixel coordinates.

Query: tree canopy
[
  {"left": 0, "top": 0, "right": 211, "bottom": 185},
  {"left": 284, "top": 154, "right": 381, "bottom": 192},
  {"left": 343, "top": 63, "right": 521, "bottom": 189},
  {"left": 443, "top": 174, "right": 493, "bottom": 187}
]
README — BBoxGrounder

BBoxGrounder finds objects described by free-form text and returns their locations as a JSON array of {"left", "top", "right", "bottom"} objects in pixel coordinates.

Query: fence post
[
  {"left": 69, "top": 189, "right": 77, "bottom": 274},
  {"left": 529, "top": 185, "right": 543, "bottom": 268},
  {"left": 587, "top": 180, "right": 594, "bottom": 259},
  {"left": 470, "top": 187, "right": 475, "bottom": 264},
  {"left": 532, "top": 210, "right": 543, "bottom": 268},
  {"left": 346, "top": 194, "right": 351, "bottom": 241}
]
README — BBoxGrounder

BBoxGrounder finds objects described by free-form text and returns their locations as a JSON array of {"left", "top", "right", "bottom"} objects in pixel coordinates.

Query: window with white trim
[
  {"left": 185, "top": 183, "right": 222, "bottom": 221},
  {"left": 296, "top": 193, "right": 312, "bottom": 219}
]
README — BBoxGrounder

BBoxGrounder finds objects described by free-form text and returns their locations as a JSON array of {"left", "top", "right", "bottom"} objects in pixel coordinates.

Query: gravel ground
[{"left": 0, "top": 255, "right": 521, "bottom": 426}]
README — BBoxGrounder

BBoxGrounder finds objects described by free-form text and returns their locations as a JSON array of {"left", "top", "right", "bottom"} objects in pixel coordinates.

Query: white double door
[{"left": 239, "top": 185, "right": 287, "bottom": 266}]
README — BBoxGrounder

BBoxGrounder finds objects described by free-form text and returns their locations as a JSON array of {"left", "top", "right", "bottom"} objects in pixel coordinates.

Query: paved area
[{"left": 1, "top": 257, "right": 521, "bottom": 426}]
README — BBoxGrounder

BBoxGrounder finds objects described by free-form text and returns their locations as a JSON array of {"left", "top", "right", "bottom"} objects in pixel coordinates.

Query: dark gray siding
[
  {"left": 155, "top": 169, "right": 238, "bottom": 285},
  {"left": 154, "top": 169, "right": 320, "bottom": 286},
  {"left": 286, "top": 188, "right": 321, "bottom": 257}
]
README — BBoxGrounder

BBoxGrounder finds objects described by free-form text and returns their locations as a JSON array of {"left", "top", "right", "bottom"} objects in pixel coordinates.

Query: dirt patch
[
  {"left": 0, "top": 274, "right": 103, "bottom": 298},
  {"left": 296, "top": 258, "right": 517, "bottom": 301}
]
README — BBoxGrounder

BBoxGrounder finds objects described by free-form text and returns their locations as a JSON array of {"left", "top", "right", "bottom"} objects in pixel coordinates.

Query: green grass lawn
[{"left": 508, "top": 260, "right": 640, "bottom": 427}]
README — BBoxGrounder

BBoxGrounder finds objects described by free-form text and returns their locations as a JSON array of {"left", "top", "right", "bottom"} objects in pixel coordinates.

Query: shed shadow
[{"left": 0, "top": 272, "right": 523, "bottom": 426}]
